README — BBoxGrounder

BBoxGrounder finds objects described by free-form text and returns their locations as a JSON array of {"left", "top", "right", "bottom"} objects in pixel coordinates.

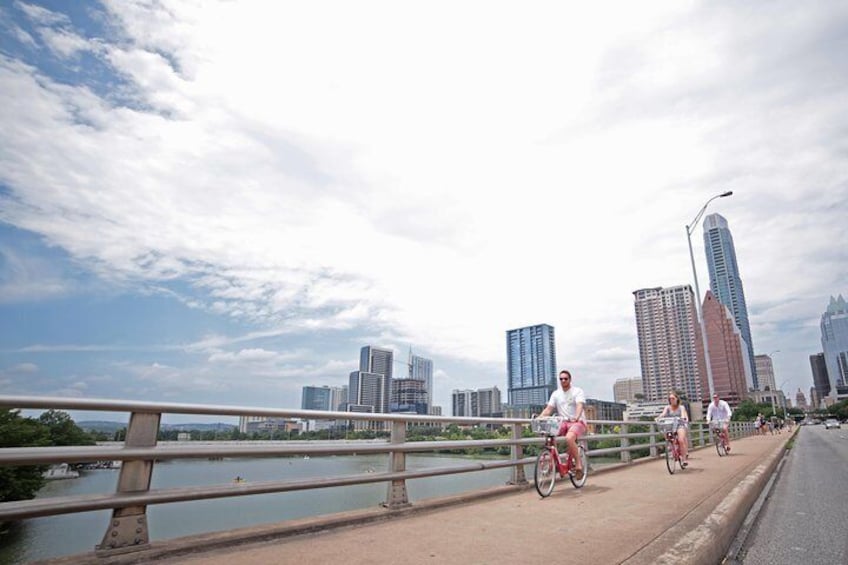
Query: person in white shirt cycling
[
  {"left": 537, "top": 369, "right": 587, "bottom": 480},
  {"left": 706, "top": 394, "right": 733, "bottom": 452}
]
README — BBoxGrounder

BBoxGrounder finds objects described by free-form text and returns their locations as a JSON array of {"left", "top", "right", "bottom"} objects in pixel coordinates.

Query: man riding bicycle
[
  {"left": 536, "top": 369, "right": 586, "bottom": 480},
  {"left": 706, "top": 394, "right": 733, "bottom": 452}
]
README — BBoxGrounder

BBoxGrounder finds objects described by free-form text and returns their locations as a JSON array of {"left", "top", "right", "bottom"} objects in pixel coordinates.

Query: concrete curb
[{"left": 623, "top": 434, "right": 792, "bottom": 565}]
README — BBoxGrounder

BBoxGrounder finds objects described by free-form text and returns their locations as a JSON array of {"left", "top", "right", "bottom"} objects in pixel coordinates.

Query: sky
[{"left": 1, "top": 1, "right": 846, "bottom": 423}]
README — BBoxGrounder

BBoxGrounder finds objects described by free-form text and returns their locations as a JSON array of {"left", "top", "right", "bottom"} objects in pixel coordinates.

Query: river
[{"left": 0, "top": 454, "right": 521, "bottom": 563}]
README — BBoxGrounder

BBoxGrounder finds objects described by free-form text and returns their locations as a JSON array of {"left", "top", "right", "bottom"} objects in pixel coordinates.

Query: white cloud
[{"left": 15, "top": 2, "right": 70, "bottom": 26}]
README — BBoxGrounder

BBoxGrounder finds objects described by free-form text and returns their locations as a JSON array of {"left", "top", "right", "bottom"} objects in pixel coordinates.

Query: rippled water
[{"left": 0, "top": 454, "right": 520, "bottom": 563}]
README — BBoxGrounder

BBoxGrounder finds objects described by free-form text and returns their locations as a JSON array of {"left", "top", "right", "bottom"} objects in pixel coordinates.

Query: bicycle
[
  {"left": 530, "top": 416, "right": 588, "bottom": 497},
  {"left": 711, "top": 419, "right": 730, "bottom": 456},
  {"left": 656, "top": 417, "right": 686, "bottom": 474}
]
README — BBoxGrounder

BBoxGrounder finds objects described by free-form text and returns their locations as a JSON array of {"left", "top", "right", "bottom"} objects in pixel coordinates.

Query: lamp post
[
  {"left": 767, "top": 350, "right": 781, "bottom": 415},
  {"left": 777, "top": 378, "right": 791, "bottom": 418},
  {"left": 686, "top": 191, "right": 733, "bottom": 402}
]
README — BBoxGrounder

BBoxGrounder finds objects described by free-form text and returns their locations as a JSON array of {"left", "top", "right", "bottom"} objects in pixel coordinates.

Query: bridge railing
[{"left": 0, "top": 396, "right": 754, "bottom": 557}]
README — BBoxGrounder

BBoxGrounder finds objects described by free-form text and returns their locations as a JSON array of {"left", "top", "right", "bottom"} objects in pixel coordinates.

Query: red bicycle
[
  {"left": 656, "top": 417, "right": 686, "bottom": 474},
  {"left": 712, "top": 419, "right": 730, "bottom": 456},
  {"left": 531, "top": 416, "right": 588, "bottom": 497}
]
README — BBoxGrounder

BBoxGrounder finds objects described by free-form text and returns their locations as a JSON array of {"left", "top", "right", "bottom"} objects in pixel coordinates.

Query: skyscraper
[
  {"left": 409, "top": 352, "right": 434, "bottom": 408},
  {"left": 633, "top": 285, "right": 705, "bottom": 402},
  {"left": 506, "top": 324, "right": 557, "bottom": 407},
  {"left": 702, "top": 291, "right": 751, "bottom": 406},
  {"left": 359, "top": 345, "right": 393, "bottom": 413},
  {"left": 703, "top": 213, "right": 757, "bottom": 388},
  {"left": 754, "top": 355, "right": 777, "bottom": 392},
  {"left": 809, "top": 352, "right": 830, "bottom": 404},
  {"left": 820, "top": 295, "right": 848, "bottom": 400},
  {"left": 613, "top": 377, "right": 643, "bottom": 403}
]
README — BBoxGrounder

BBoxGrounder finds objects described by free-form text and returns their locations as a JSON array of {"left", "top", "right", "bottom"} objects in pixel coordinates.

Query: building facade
[
  {"left": 452, "top": 386, "right": 502, "bottom": 418},
  {"left": 820, "top": 294, "right": 848, "bottom": 400},
  {"left": 703, "top": 213, "right": 757, "bottom": 388},
  {"left": 633, "top": 285, "right": 705, "bottom": 402},
  {"left": 754, "top": 355, "right": 776, "bottom": 392},
  {"left": 702, "top": 291, "right": 751, "bottom": 407},
  {"left": 301, "top": 385, "right": 347, "bottom": 412},
  {"left": 613, "top": 377, "right": 643, "bottom": 403},
  {"left": 506, "top": 324, "right": 557, "bottom": 407},
  {"left": 390, "top": 378, "right": 428, "bottom": 414},
  {"left": 809, "top": 352, "right": 830, "bottom": 403},
  {"left": 794, "top": 389, "right": 807, "bottom": 411},
  {"left": 409, "top": 352, "right": 434, "bottom": 409},
  {"left": 358, "top": 346, "right": 393, "bottom": 413}
]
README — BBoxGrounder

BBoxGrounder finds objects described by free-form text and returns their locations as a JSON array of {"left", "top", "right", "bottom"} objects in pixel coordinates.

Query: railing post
[
  {"left": 698, "top": 423, "right": 705, "bottom": 447},
  {"left": 649, "top": 422, "right": 658, "bottom": 458},
  {"left": 620, "top": 423, "right": 631, "bottom": 463},
  {"left": 383, "top": 420, "right": 410, "bottom": 509},
  {"left": 508, "top": 423, "right": 527, "bottom": 485},
  {"left": 96, "top": 411, "right": 160, "bottom": 555}
]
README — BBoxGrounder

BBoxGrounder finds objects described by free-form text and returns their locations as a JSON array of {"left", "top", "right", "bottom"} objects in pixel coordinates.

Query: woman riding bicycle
[{"left": 656, "top": 392, "right": 690, "bottom": 467}]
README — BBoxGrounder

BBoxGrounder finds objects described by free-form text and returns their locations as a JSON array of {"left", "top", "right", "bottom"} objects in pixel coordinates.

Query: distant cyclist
[
  {"left": 656, "top": 392, "right": 690, "bottom": 467},
  {"left": 537, "top": 369, "right": 587, "bottom": 481},
  {"left": 706, "top": 394, "right": 733, "bottom": 452}
]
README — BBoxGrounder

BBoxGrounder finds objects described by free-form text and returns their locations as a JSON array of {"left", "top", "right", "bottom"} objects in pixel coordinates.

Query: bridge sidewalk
[{"left": 52, "top": 432, "right": 792, "bottom": 565}]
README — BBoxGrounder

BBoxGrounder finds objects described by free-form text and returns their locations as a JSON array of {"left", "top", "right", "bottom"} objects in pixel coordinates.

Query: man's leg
[{"left": 565, "top": 429, "right": 583, "bottom": 476}]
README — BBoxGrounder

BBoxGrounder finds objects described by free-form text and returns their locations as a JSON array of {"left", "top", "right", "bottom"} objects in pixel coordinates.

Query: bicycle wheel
[
  {"left": 715, "top": 433, "right": 726, "bottom": 457},
  {"left": 569, "top": 445, "right": 588, "bottom": 488},
  {"left": 665, "top": 441, "right": 676, "bottom": 475},
  {"left": 534, "top": 449, "right": 556, "bottom": 497}
]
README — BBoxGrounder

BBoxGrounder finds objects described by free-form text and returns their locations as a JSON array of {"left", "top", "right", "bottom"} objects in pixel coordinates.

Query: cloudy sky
[{"left": 1, "top": 0, "right": 846, "bottom": 422}]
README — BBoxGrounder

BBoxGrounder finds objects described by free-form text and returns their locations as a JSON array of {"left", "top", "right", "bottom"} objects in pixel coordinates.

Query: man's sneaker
[
  {"left": 574, "top": 468, "right": 585, "bottom": 480},
  {"left": 681, "top": 461, "right": 688, "bottom": 468}
]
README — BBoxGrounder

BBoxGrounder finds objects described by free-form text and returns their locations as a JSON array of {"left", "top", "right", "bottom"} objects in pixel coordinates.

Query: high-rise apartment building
[
  {"left": 506, "top": 324, "right": 557, "bottom": 407},
  {"left": 452, "top": 386, "right": 502, "bottom": 417},
  {"left": 703, "top": 213, "right": 757, "bottom": 388},
  {"left": 809, "top": 352, "right": 830, "bottom": 403},
  {"left": 809, "top": 386, "right": 820, "bottom": 411},
  {"left": 702, "top": 291, "right": 751, "bottom": 406},
  {"left": 633, "top": 286, "right": 705, "bottom": 402},
  {"left": 820, "top": 294, "right": 848, "bottom": 400},
  {"left": 613, "top": 377, "right": 643, "bottom": 403}
]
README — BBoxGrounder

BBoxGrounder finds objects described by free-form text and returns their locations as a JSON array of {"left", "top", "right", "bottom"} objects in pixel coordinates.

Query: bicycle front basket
[{"left": 531, "top": 418, "right": 562, "bottom": 436}]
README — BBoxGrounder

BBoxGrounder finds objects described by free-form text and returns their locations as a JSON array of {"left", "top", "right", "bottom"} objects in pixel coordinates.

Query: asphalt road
[{"left": 737, "top": 425, "right": 848, "bottom": 564}]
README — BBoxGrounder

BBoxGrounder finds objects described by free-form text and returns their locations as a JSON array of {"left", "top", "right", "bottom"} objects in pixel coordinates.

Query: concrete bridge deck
[{"left": 47, "top": 432, "right": 791, "bottom": 565}]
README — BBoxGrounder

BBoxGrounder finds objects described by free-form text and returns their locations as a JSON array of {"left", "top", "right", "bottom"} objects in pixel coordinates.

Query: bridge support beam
[
  {"left": 508, "top": 423, "right": 526, "bottom": 485},
  {"left": 383, "top": 420, "right": 410, "bottom": 509},
  {"left": 96, "top": 411, "right": 160, "bottom": 556},
  {"left": 620, "top": 423, "right": 631, "bottom": 463},
  {"left": 649, "top": 422, "right": 658, "bottom": 458}
]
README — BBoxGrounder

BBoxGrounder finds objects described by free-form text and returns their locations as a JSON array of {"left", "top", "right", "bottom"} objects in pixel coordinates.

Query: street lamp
[
  {"left": 686, "top": 191, "right": 733, "bottom": 402},
  {"left": 767, "top": 350, "right": 781, "bottom": 415},
  {"left": 777, "top": 378, "right": 791, "bottom": 417}
]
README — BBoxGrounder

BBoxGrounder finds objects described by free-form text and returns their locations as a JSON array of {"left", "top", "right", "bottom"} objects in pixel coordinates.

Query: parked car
[{"left": 823, "top": 419, "right": 841, "bottom": 430}]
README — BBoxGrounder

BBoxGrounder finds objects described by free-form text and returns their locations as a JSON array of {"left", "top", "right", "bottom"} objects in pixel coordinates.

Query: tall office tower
[
  {"left": 613, "top": 377, "right": 643, "bottom": 403},
  {"left": 359, "top": 346, "right": 393, "bottom": 413},
  {"left": 795, "top": 389, "right": 807, "bottom": 411},
  {"left": 754, "top": 355, "right": 777, "bottom": 391},
  {"left": 633, "top": 286, "right": 705, "bottom": 402},
  {"left": 348, "top": 371, "right": 387, "bottom": 413},
  {"left": 820, "top": 294, "right": 848, "bottom": 400},
  {"left": 302, "top": 386, "right": 332, "bottom": 411},
  {"left": 809, "top": 352, "right": 831, "bottom": 402},
  {"left": 703, "top": 213, "right": 757, "bottom": 388},
  {"left": 506, "top": 324, "right": 557, "bottom": 407},
  {"left": 409, "top": 352, "right": 434, "bottom": 408},
  {"left": 702, "top": 291, "right": 751, "bottom": 406},
  {"left": 809, "top": 386, "right": 820, "bottom": 411}
]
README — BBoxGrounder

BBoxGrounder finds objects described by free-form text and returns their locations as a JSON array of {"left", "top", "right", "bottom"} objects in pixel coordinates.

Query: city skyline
[{"left": 1, "top": 2, "right": 846, "bottom": 420}]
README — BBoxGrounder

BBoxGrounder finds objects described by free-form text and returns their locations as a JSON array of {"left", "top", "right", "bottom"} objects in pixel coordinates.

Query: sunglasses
[{"left": 559, "top": 377, "right": 570, "bottom": 382}]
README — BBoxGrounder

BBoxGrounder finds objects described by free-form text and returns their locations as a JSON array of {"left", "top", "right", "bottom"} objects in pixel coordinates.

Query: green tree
[
  {"left": 0, "top": 410, "right": 49, "bottom": 504},
  {"left": 37, "top": 410, "right": 95, "bottom": 446}
]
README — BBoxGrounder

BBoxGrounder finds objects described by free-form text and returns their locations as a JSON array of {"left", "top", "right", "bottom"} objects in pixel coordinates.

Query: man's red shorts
[{"left": 558, "top": 420, "right": 587, "bottom": 437}]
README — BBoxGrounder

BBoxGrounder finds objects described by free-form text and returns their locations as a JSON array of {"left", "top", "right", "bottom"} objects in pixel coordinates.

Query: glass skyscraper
[
  {"left": 820, "top": 294, "right": 848, "bottom": 400},
  {"left": 506, "top": 324, "right": 556, "bottom": 407},
  {"left": 703, "top": 213, "right": 757, "bottom": 389}
]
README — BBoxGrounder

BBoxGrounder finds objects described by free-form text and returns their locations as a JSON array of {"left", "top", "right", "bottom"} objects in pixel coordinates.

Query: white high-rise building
[
  {"left": 754, "top": 355, "right": 777, "bottom": 392},
  {"left": 613, "top": 377, "right": 643, "bottom": 403},
  {"left": 409, "top": 352, "right": 434, "bottom": 408},
  {"left": 633, "top": 285, "right": 704, "bottom": 402}
]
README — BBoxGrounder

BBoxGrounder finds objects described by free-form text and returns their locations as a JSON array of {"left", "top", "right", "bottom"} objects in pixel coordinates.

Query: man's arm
[
  {"left": 573, "top": 402, "right": 585, "bottom": 422},
  {"left": 538, "top": 404, "right": 553, "bottom": 418}
]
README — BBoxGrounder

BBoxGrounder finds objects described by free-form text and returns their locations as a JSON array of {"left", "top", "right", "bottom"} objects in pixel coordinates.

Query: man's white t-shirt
[
  {"left": 546, "top": 386, "right": 586, "bottom": 422},
  {"left": 707, "top": 399, "right": 732, "bottom": 422}
]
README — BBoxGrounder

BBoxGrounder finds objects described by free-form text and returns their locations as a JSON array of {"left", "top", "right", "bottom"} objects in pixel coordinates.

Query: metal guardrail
[{"left": 0, "top": 395, "right": 754, "bottom": 558}]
